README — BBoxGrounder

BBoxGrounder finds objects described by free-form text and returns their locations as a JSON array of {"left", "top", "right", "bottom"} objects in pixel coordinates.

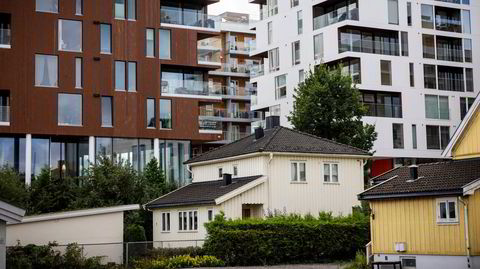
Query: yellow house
[{"left": 359, "top": 96, "right": 480, "bottom": 269}]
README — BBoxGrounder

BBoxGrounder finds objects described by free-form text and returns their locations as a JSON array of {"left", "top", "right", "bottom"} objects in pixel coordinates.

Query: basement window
[{"left": 436, "top": 197, "right": 458, "bottom": 224}]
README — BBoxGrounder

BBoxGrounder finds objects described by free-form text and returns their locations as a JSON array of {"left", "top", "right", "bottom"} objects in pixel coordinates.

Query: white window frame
[
  {"left": 58, "top": 19, "right": 83, "bottom": 53},
  {"left": 275, "top": 74, "right": 287, "bottom": 100},
  {"left": 161, "top": 212, "right": 170, "bottom": 232},
  {"left": 291, "top": 161, "right": 306, "bottom": 182},
  {"left": 436, "top": 197, "right": 458, "bottom": 224},
  {"left": 268, "top": 48, "right": 279, "bottom": 72},
  {"left": 323, "top": 162, "right": 339, "bottom": 183},
  {"left": 292, "top": 41, "right": 300, "bottom": 66},
  {"left": 267, "top": 21, "right": 273, "bottom": 45},
  {"left": 178, "top": 210, "right": 198, "bottom": 232}
]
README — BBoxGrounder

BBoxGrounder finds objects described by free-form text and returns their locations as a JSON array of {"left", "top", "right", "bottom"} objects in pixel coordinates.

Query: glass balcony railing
[
  {"left": 313, "top": 8, "right": 358, "bottom": 30},
  {"left": 227, "top": 41, "right": 256, "bottom": 53},
  {"left": 199, "top": 107, "right": 263, "bottom": 120},
  {"left": 438, "top": 77, "right": 465, "bottom": 92},
  {"left": 364, "top": 103, "right": 402, "bottom": 118},
  {"left": 223, "top": 131, "right": 251, "bottom": 142},
  {"left": 0, "top": 29, "right": 11, "bottom": 47},
  {"left": 199, "top": 120, "right": 222, "bottom": 132},
  {"left": 437, "top": 47, "right": 463, "bottom": 62},
  {"left": 339, "top": 37, "right": 399, "bottom": 56},
  {"left": 0, "top": 106, "right": 10, "bottom": 123},
  {"left": 249, "top": 64, "right": 265, "bottom": 78},
  {"left": 197, "top": 51, "right": 221, "bottom": 65},
  {"left": 162, "top": 79, "right": 255, "bottom": 98},
  {"left": 435, "top": 16, "right": 462, "bottom": 33},
  {"left": 160, "top": 7, "right": 219, "bottom": 30},
  {"left": 215, "top": 63, "right": 264, "bottom": 77}
]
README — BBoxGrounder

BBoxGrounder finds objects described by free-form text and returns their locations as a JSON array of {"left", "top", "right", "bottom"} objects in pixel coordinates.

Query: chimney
[
  {"left": 409, "top": 165, "right": 418, "bottom": 180},
  {"left": 223, "top": 173, "right": 232, "bottom": 186},
  {"left": 266, "top": 116, "right": 280, "bottom": 129},
  {"left": 254, "top": 127, "right": 264, "bottom": 140}
]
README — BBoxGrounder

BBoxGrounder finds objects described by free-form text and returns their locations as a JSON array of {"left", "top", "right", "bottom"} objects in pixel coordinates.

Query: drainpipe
[
  {"left": 459, "top": 196, "right": 471, "bottom": 266},
  {"left": 266, "top": 153, "right": 274, "bottom": 215}
]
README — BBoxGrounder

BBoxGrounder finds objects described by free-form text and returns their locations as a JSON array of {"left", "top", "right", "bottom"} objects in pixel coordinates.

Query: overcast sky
[{"left": 208, "top": 0, "right": 259, "bottom": 19}]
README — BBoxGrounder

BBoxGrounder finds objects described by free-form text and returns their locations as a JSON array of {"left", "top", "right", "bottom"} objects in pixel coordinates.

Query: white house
[
  {"left": 0, "top": 200, "right": 25, "bottom": 269},
  {"left": 146, "top": 122, "right": 370, "bottom": 245}
]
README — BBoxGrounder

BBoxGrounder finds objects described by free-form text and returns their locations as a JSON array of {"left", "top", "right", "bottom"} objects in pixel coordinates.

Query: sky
[{"left": 208, "top": 0, "right": 259, "bottom": 19}]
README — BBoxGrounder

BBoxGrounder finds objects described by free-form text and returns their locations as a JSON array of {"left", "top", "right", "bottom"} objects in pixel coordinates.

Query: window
[
  {"left": 0, "top": 13, "right": 11, "bottom": 47},
  {"left": 380, "top": 60, "right": 392, "bottom": 86},
  {"left": 297, "top": 10, "right": 303, "bottom": 35},
  {"left": 268, "top": 0, "right": 278, "bottom": 16},
  {"left": 462, "top": 10, "right": 471, "bottom": 34},
  {"left": 361, "top": 91, "right": 402, "bottom": 118},
  {"left": 0, "top": 92, "right": 10, "bottom": 123},
  {"left": 400, "top": 32, "right": 408, "bottom": 56},
  {"left": 146, "top": 98, "right": 156, "bottom": 128},
  {"left": 401, "top": 257, "right": 416, "bottom": 269},
  {"left": 58, "top": 93, "right": 82, "bottom": 126},
  {"left": 409, "top": 63, "right": 414, "bottom": 87},
  {"left": 426, "top": 125, "right": 450, "bottom": 150},
  {"left": 313, "top": 34, "right": 324, "bottom": 60},
  {"left": 76, "top": 0, "right": 83, "bottom": 15},
  {"left": 178, "top": 210, "right": 197, "bottom": 231},
  {"left": 313, "top": 0, "right": 359, "bottom": 29},
  {"left": 424, "top": 64, "right": 436, "bottom": 89},
  {"left": 292, "top": 41, "right": 300, "bottom": 65},
  {"left": 421, "top": 4, "right": 434, "bottom": 29},
  {"left": 115, "top": 0, "right": 125, "bottom": 19},
  {"left": 436, "top": 36, "right": 463, "bottom": 62},
  {"left": 127, "top": 0, "right": 136, "bottom": 20},
  {"left": 35, "top": 54, "right": 58, "bottom": 87},
  {"left": 275, "top": 74, "right": 287, "bottom": 99},
  {"left": 115, "top": 61, "right": 126, "bottom": 90},
  {"left": 291, "top": 0, "right": 299, "bottom": 7},
  {"left": 162, "top": 212, "right": 170, "bottom": 232},
  {"left": 422, "top": 34, "right": 435, "bottom": 59},
  {"left": 159, "top": 29, "right": 171, "bottom": 60},
  {"left": 407, "top": 2, "right": 412, "bottom": 26},
  {"left": 412, "top": 124, "right": 417, "bottom": 149},
  {"left": 101, "top": 96, "right": 113, "bottom": 127},
  {"left": 268, "top": 48, "right": 279, "bottom": 72},
  {"left": 58, "top": 19, "right": 82, "bottom": 52},
  {"left": 438, "top": 65, "right": 464, "bottom": 92},
  {"left": 146, "top": 29, "right": 155, "bottom": 57},
  {"left": 464, "top": 38, "right": 472, "bottom": 62},
  {"left": 218, "top": 167, "right": 223, "bottom": 178},
  {"left": 74, "top": 58, "right": 82, "bottom": 89},
  {"left": 267, "top": 21, "right": 272, "bottom": 45},
  {"left": 392, "top": 123, "right": 404, "bottom": 149},
  {"left": 299, "top": 69, "right": 305, "bottom": 83},
  {"left": 233, "top": 165, "right": 238, "bottom": 177},
  {"left": 339, "top": 28, "right": 399, "bottom": 56},
  {"left": 36, "top": 0, "right": 58, "bottom": 13},
  {"left": 100, "top": 24, "right": 111, "bottom": 54},
  {"left": 388, "top": 0, "right": 399, "bottom": 25},
  {"left": 460, "top": 97, "right": 475, "bottom": 120},
  {"left": 465, "top": 68, "right": 473, "bottom": 92},
  {"left": 425, "top": 95, "right": 449, "bottom": 120},
  {"left": 128, "top": 62, "right": 136, "bottom": 92},
  {"left": 323, "top": 163, "right": 338, "bottom": 182},
  {"left": 291, "top": 161, "right": 306, "bottom": 182},
  {"left": 208, "top": 209, "right": 214, "bottom": 221},
  {"left": 159, "top": 99, "right": 172, "bottom": 129},
  {"left": 436, "top": 198, "right": 458, "bottom": 223}
]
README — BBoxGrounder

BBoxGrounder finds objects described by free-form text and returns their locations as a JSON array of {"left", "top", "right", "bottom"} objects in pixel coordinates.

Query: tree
[
  {"left": 0, "top": 167, "right": 29, "bottom": 209},
  {"left": 288, "top": 64, "right": 377, "bottom": 151}
]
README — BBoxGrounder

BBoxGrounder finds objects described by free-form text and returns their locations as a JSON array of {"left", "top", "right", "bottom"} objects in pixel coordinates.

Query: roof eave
[
  {"left": 359, "top": 190, "right": 464, "bottom": 201},
  {"left": 146, "top": 200, "right": 216, "bottom": 209}
]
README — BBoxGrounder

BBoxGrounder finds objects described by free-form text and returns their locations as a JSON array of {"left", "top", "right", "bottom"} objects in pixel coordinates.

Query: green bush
[
  {"left": 344, "top": 251, "right": 369, "bottom": 269},
  {"left": 203, "top": 212, "right": 370, "bottom": 266},
  {"left": 133, "top": 255, "right": 224, "bottom": 269},
  {"left": 143, "top": 247, "right": 205, "bottom": 259}
]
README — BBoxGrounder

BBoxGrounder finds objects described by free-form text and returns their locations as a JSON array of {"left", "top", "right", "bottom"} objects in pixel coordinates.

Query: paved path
[{"left": 199, "top": 264, "right": 347, "bottom": 269}]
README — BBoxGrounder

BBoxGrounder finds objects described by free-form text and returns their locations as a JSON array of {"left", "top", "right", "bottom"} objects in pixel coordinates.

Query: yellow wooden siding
[
  {"left": 371, "top": 197, "right": 467, "bottom": 255},
  {"left": 469, "top": 189, "right": 480, "bottom": 255},
  {"left": 453, "top": 110, "right": 480, "bottom": 159}
]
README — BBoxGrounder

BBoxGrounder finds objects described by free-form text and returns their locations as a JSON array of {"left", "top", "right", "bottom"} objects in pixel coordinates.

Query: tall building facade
[
  {"left": 249, "top": 0, "right": 478, "bottom": 175},
  {"left": 0, "top": 0, "right": 249, "bottom": 186}
]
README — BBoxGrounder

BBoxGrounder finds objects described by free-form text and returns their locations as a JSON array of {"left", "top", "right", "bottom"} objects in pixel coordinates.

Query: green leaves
[{"left": 288, "top": 65, "right": 377, "bottom": 152}]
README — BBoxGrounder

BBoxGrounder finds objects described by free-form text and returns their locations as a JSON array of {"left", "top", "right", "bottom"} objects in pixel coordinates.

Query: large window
[
  {"left": 460, "top": 97, "right": 475, "bottom": 120},
  {"left": 159, "top": 29, "right": 171, "bottom": 60},
  {"left": 36, "top": 0, "right": 58, "bottom": 13},
  {"left": 392, "top": 123, "right": 404, "bottom": 149},
  {"left": 128, "top": 62, "right": 136, "bottom": 92},
  {"left": 75, "top": 58, "right": 82, "bottom": 89},
  {"left": 115, "top": 61, "right": 136, "bottom": 92},
  {"left": 464, "top": 38, "right": 472, "bottom": 63},
  {"left": 127, "top": 0, "right": 136, "bottom": 20},
  {"left": 435, "top": 6, "right": 461, "bottom": 33},
  {"left": 438, "top": 65, "right": 464, "bottom": 92},
  {"left": 297, "top": 10, "right": 303, "bottom": 35},
  {"left": 146, "top": 98, "right": 156, "bottom": 128},
  {"left": 313, "top": 0, "right": 359, "bottom": 30},
  {"left": 425, "top": 95, "right": 449, "bottom": 120},
  {"left": 388, "top": 0, "right": 399, "bottom": 25},
  {"left": 162, "top": 212, "right": 170, "bottom": 232},
  {"left": 35, "top": 54, "right": 58, "bottom": 87},
  {"left": 275, "top": 74, "right": 287, "bottom": 100},
  {"left": 146, "top": 29, "right": 155, "bottom": 57},
  {"left": 58, "top": 93, "right": 82, "bottom": 126},
  {"left": 338, "top": 27, "right": 399, "bottom": 56},
  {"left": 291, "top": 161, "right": 306, "bottom": 182},
  {"left": 58, "top": 19, "right": 82, "bottom": 52},
  {"left": 400, "top": 32, "right": 408, "bottom": 56},
  {"left": 380, "top": 60, "right": 392, "bottom": 86},
  {"left": 362, "top": 91, "right": 402, "bottom": 118},
  {"left": 115, "top": 0, "right": 125, "bottom": 19},
  {"left": 178, "top": 210, "right": 198, "bottom": 231},
  {"left": 292, "top": 41, "right": 300, "bottom": 65},
  {"left": 100, "top": 24, "right": 111, "bottom": 54},
  {"left": 436, "top": 36, "right": 463, "bottom": 62},
  {"left": 422, "top": 34, "right": 435, "bottom": 59},
  {"left": 436, "top": 198, "right": 458, "bottom": 223},
  {"left": 268, "top": 48, "right": 279, "bottom": 72},
  {"left": 462, "top": 10, "right": 471, "bottom": 34},
  {"left": 426, "top": 125, "right": 449, "bottom": 150},
  {"left": 421, "top": 4, "right": 433, "bottom": 29},
  {"left": 101, "top": 96, "right": 113, "bottom": 127},
  {"left": 0, "top": 13, "right": 11, "bottom": 47},
  {"left": 115, "top": 61, "right": 126, "bottom": 91},
  {"left": 423, "top": 64, "right": 436, "bottom": 89},
  {"left": 314, "top": 33, "right": 324, "bottom": 60},
  {"left": 324, "top": 163, "right": 339, "bottom": 183},
  {"left": 161, "top": 68, "right": 206, "bottom": 95},
  {"left": 159, "top": 99, "right": 172, "bottom": 129}
]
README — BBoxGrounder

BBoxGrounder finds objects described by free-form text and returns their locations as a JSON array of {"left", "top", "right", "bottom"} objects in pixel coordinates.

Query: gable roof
[
  {"left": 0, "top": 200, "right": 25, "bottom": 224},
  {"left": 186, "top": 126, "right": 370, "bottom": 164},
  {"left": 443, "top": 93, "right": 480, "bottom": 158},
  {"left": 145, "top": 175, "right": 264, "bottom": 209},
  {"left": 358, "top": 158, "right": 480, "bottom": 200}
]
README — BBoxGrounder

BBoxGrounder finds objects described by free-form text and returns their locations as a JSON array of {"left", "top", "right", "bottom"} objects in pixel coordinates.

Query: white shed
[{"left": 0, "top": 200, "right": 25, "bottom": 269}]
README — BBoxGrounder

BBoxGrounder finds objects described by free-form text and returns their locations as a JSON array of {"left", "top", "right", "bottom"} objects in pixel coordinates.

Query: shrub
[
  {"left": 344, "top": 251, "right": 369, "bottom": 269},
  {"left": 0, "top": 167, "right": 29, "bottom": 209},
  {"left": 133, "top": 255, "right": 224, "bottom": 269},
  {"left": 203, "top": 212, "right": 370, "bottom": 266},
  {"left": 143, "top": 247, "right": 205, "bottom": 259}
]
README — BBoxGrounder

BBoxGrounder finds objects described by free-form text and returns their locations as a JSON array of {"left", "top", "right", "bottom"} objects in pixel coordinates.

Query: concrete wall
[
  {"left": 7, "top": 211, "right": 125, "bottom": 264},
  {"left": 0, "top": 220, "right": 5, "bottom": 269},
  {"left": 373, "top": 253, "right": 473, "bottom": 269}
]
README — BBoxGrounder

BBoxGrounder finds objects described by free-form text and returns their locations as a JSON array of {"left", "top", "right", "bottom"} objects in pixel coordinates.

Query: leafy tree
[
  {"left": 0, "top": 167, "right": 29, "bottom": 208},
  {"left": 143, "top": 158, "right": 176, "bottom": 202},
  {"left": 288, "top": 64, "right": 377, "bottom": 151}
]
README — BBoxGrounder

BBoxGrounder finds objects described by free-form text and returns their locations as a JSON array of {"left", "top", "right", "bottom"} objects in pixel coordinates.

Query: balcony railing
[
  {"left": 215, "top": 63, "right": 264, "bottom": 77},
  {"left": 435, "top": 16, "right": 462, "bottom": 33},
  {"left": 438, "top": 77, "right": 465, "bottom": 92},
  {"left": 313, "top": 8, "right": 358, "bottom": 30},
  {"left": 223, "top": 131, "right": 250, "bottom": 142},
  {"left": 0, "top": 105, "right": 10, "bottom": 123},
  {"left": 437, "top": 47, "right": 463, "bottom": 62},
  {"left": 364, "top": 103, "right": 402, "bottom": 118},
  {"left": 339, "top": 38, "right": 399, "bottom": 56},
  {"left": 199, "top": 107, "right": 263, "bottom": 120},
  {"left": 160, "top": 7, "right": 219, "bottom": 30},
  {"left": 0, "top": 29, "right": 11, "bottom": 47},
  {"left": 227, "top": 41, "right": 256, "bottom": 54},
  {"left": 162, "top": 80, "right": 255, "bottom": 98}
]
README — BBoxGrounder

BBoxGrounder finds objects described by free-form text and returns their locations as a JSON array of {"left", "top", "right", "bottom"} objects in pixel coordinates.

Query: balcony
[
  {"left": 223, "top": 131, "right": 251, "bottom": 142},
  {"left": 364, "top": 103, "right": 402, "bottom": 118},
  {"left": 210, "top": 63, "right": 263, "bottom": 77},
  {"left": 313, "top": 0, "right": 359, "bottom": 30},
  {"left": 227, "top": 41, "right": 256, "bottom": 55},
  {"left": 435, "top": 7, "right": 462, "bottom": 33},
  {"left": 161, "top": 79, "right": 255, "bottom": 100},
  {"left": 160, "top": 6, "right": 220, "bottom": 31},
  {"left": 0, "top": 28, "right": 10, "bottom": 48},
  {"left": 338, "top": 27, "right": 399, "bottom": 56},
  {"left": 197, "top": 38, "right": 222, "bottom": 66},
  {"left": 199, "top": 107, "right": 263, "bottom": 122},
  {"left": 0, "top": 105, "right": 10, "bottom": 125}
]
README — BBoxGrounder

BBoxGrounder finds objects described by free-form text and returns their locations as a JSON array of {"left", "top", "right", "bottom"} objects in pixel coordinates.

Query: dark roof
[
  {"left": 145, "top": 175, "right": 263, "bottom": 209},
  {"left": 186, "top": 127, "right": 369, "bottom": 164},
  {"left": 359, "top": 158, "right": 480, "bottom": 200}
]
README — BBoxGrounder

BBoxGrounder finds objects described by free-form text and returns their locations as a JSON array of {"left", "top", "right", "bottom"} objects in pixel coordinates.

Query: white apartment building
[{"left": 248, "top": 0, "right": 479, "bottom": 174}]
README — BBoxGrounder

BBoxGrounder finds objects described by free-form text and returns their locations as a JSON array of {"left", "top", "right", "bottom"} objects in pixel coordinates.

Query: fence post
[{"left": 125, "top": 242, "right": 129, "bottom": 269}]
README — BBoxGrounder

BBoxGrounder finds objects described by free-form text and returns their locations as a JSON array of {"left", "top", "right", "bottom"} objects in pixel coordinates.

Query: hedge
[{"left": 203, "top": 213, "right": 370, "bottom": 266}]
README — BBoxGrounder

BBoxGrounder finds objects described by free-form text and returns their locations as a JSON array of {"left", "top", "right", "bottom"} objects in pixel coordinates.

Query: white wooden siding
[
  {"left": 191, "top": 155, "right": 268, "bottom": 182},
  {"left": 220, "top": 181, "right": 268, "bottom": 219}
]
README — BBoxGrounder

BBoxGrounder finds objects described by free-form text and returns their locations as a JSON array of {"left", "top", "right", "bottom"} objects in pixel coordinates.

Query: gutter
[{"left": 359, "top": 190, "right": 463, "bottom": 200}]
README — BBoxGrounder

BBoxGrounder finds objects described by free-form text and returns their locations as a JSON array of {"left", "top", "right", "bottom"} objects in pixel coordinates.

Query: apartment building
[
  {"left": 0, "top": 0, "right": 239, "bottom": 187},
  {"left": 248, "top": 0, "right": 478, "bottom": 176},
  {"left": 194, "top": 12, "right": 262, "bottom": 155}
]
